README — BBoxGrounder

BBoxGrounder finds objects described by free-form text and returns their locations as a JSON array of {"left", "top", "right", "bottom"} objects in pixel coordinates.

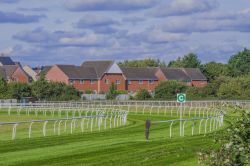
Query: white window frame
[
  {"left": 90, "top": 80, "right": 95, "bottom": 84},
  {"left": 116, "top": 80, "right": 120, "bottom": 85},
  {"left": 139, "top": 80, "right": 143, "bottom": 84},
  {"left": 128, "top": 80, "right": 132, "bottom": 85},
  {"left": 105, "top": 79, "right": 109, "bottom": 84},
  {"left": 80, "top": 80, "right": 84, "bottom": 84},
  {"left": 148, "top": 80, "right": 154, "bottom": 84},
  {"left": 70, "top": 80, "right": 74, "bottom": 85}
]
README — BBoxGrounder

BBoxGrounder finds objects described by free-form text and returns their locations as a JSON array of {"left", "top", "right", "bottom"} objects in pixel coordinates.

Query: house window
[
  {"left": 139, "top": 80, "right": 143, "bottom": 84},
  {"left": 105, "top": 79, "right": 109, "bottom": 84},
  {"left": 116, "top": 80, "right": 120, "bottom": 85},
  {"left": 80, "top": 80, "right": 84, "bottom": 84},
  {"left": 70, "top": 80, "right": 74, "bottom": 85},
  {"left": 148, "top": 80, "right": 154, "bottom": 84},
  {"left": 90, "top": 80, "right": 95, "bottom": 84},
  {"left": 128, "top": 80, "right": 132, "bottom": 85}
]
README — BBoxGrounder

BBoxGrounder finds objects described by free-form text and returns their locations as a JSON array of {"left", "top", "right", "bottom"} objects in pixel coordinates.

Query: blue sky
[{"left": 0, "top": 0, "right": 250, "bottom": 66}]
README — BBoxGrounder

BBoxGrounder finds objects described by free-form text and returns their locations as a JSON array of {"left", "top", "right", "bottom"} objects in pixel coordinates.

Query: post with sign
[{"left": 177, "top": 93, "right": 186, "bottom": 136}]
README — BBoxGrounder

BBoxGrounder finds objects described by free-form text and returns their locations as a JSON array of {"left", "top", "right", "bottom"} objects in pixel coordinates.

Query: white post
[
  {"left": 199, "top": 119, "right": 204, "bottom": 134},
  {"left": 28, "top": 122, "right": 34, "bottom": 138},
  {"left": 12, "top": 123, "right": 18, "bottom": 140},
  {"left": 180, "top": 103, "right": 183, "bottom": 137},
  {"left": 43, "top": 121, "right": 48, "bottom": 136},
  {"left": 169, "top": 121, "right": 174, "bottom": 138}
]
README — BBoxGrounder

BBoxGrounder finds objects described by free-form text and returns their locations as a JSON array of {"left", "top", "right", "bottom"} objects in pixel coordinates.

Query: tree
[
  {"left": 31, "top": 73, "right": 50, "bottom": 100},
  {"left": 135, "top": 89, "right": 152, "bottom": 100},
  {"left": 8, "top": 83, "right": 32, "bottom": 100},
  {"left": 168, "top": 53, "right": 201, "bottom": 68},
  {"left": 0, "top": 77, "right": 9, "bottom": 99},
  {"left": 202, "top": 62, "right": 229, "bottom": 81},
  {"left": 199, "top": 110, "right": 250, "bottom": 165},
  {"left": 228, "top": 48, "right": 250, "bottom": 76},
  {"left": 154, "top": 81, "right": 186, "bottom": 100},
  {"left": 106, "top": 83, "right": 117, "bottom": 100},
  {"left": 118, "top": 58, "right": 166, "bottom": 68}
]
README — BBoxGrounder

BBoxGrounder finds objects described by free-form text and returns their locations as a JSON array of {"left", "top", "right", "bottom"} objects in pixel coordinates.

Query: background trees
[
  {"left": 118, "top": 58, "right": 166, "bottom": 67},
  {"left": 168, "top": 53, "right": 201, "bottom": 68},
  {"left": 154, "top": 81, "right": 186, "bottom": 100},
  {"left": 202, "top": 62, "right": 229, "bottom": 81},
  {"left": 228, "top": 48, "right": 250, "bottom": 76}
]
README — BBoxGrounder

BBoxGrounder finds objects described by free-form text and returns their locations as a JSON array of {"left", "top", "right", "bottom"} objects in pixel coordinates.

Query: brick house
[
  {"left": 46, "top": 65, "right": 98, "bottom": 93},
  {"left": 81, "top": 61, "right": 125, "bottom": 93},
  {"left": 0, "top": 56, "right": 30, "bottom": 83},
  {"left": 156, "top": 68, "right": 207, "bottom": 87},
  {"left": 121, "top": 67, "right": 159, "bottom": 93},
  {"left": 46, "top": 61, "right": 125, "bottom": 93},
  {"left": 0, "top": 65, "right": 30, "bottom": 83}
]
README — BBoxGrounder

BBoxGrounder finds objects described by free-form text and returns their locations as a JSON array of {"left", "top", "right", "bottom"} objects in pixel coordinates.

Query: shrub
[
  {"left": 135, "top": 89, "right": 152, "bottom": 100},
  {"left": 199, "top": 110, "right": 250, "bottom": 165},
  {"left": 106, "top": 83, "right": 117, "bottom": 100},
  {"left": 85, "top": 90, "right": 93, "bottom": 94},
  {"left": 154, "top": 81, "right": 186, "bottom": 100}
]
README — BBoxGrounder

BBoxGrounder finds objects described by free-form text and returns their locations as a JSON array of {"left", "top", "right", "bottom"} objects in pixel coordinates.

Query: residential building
[
  {"left": 156, "top": 68, "right": 207, "bottom": 87},
  {"left": 121, "top": 67, "right": 159, "bottom": 93}
]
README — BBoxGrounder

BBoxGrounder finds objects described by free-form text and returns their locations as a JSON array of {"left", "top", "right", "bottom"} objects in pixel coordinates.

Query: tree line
[
  {"left": 121, "top": 48, "right": 250, "bottom": 100},
  {"left": 0, "top": 74, "right": 80, "bottom": 101}
]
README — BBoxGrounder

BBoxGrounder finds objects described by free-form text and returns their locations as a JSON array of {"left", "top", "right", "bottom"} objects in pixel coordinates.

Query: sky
[{"left": 0, "top": 0, "right": 250, "bottom": 67}]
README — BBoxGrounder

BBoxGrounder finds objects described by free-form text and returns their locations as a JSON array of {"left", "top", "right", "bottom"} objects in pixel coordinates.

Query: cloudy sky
[{"left": 0, "top": 0, "right": 250, "bottom": 66}]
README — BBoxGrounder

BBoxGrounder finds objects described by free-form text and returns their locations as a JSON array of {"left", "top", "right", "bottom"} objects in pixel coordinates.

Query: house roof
[
  {"left": 81, "top": 60, "right": 114, "bottom": 78},
  {"left": 0, "top": 67, "right": 6, "bottom": 79},
  {"left": 2, "top": 65, "right": 18, "bottom": 78},
  {"left": 160, "top": 68, "right": 207, "bottom": 81},
  {"left": 42, "top": 66, "right": 52, "bottom": 74},
  {"left": 0, "top": 56, "right": 15, "bottom": 65},
  {"left": 57, "top": 65, "right": 98, "bottom": 79},
  {"left": 121, "top": 67, "right": 158, "bottom": 80},
  {"left": 160, "top": 68, "right": 191, "bottom": 82},
  {"left": 183, "top": 68, "right": 207, "bottom": 81}
]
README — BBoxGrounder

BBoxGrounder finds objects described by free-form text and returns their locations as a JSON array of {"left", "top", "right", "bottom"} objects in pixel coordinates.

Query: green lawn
[{"left": 0, "top": 107, "right": 230, "bottom": 166}]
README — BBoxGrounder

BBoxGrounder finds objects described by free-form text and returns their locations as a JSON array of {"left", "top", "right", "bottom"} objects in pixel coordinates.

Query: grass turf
[{"left": 0, "top": 107, "right": 230, "bottom": 166}]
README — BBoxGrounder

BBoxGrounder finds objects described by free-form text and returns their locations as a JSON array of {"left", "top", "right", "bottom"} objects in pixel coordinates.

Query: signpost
[{"left": 177, "top": 93, "right": 186, "bottom": 136}]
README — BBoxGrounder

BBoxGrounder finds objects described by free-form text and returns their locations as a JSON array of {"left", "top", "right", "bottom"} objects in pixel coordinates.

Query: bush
[
  {"left": 106, "top": 83, "right": 117, "bottom": 100},
  {"left": 199, "top": 110, "right": 250, "bottom": 165},
  {"left": 8, "top": 83, "right": 32, "bottom": 100},
  {"left": 154, "top": 81, "right": 186, "bottom": 100},
  {"left": 135, "top": 89, "right": 152, "bottom": 100},
  {"left": 85, "top": 90, "right": 93, "bottom": 94}
]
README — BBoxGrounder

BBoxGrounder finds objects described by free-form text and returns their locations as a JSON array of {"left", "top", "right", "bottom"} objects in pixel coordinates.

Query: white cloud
[
  {"left": 150, "top": 0, "right": 218, "bottom": 17},
  {"left": 64, "top": 0, "right": 158, "bottom": 11}
]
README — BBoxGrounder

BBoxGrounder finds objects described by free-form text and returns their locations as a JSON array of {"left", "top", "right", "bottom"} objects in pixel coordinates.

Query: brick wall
[
  {"left": 46, "top": 65, "right": 69, "bottom": 84},
  {"left": 126, "top": 80, "right": 159, "bottom": 93},
  {"left": 155, "top": 68, "right": 166, "bottom": 81},
  {"left": 72, "top": 80, "right": 98, "bottom": 93},
  {"left": 191, "top": 80, "right": 208, "bottom": 87},
  {"left": 12, "top": 67, "right": 29, "bottom": 83},
  {"left": 99, "top": 74, "right": 126, "bottom": 93}
]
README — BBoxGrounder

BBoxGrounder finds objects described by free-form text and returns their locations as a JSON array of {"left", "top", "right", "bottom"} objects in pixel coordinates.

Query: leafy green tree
[
  {"left": 168, "top": 53, "right": 201, "bottom": 68},
  {"left": 202, "top": 62, "right": 229, "bottom": 81},
  {"left": 217, "top": 75, "right": 250, "bottom": 99},
  {"left": 228, "top": 48, "right": 250, "bottom": 76},
  {"left": 0, "top": 77, "right": 9, "bottom": 99},
  {"left": 8, "top": 83, "right": 32, "bottom": 100},
  {"left": 119, "top": 58, "right": 166, "bottom": 67},
  {"left": 135, "top": 89, "right": 152, "bottom": 100},
  {"left": 199, "top": 110, "right": 250, "bottom": 165},
  {"left": 31, "top": 73, "right": 50, "bottom": 100},
  {"left": 154, "top": 81, "right": 186, "bottom": 100},
  {"left": 106, "top": 83, "right": 117, "bottom": 100}
]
